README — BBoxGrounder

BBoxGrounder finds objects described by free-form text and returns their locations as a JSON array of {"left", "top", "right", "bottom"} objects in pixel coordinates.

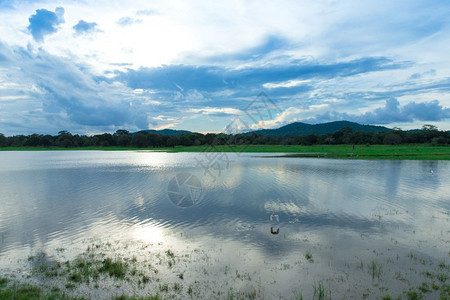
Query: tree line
[{"left": 0, "top": 125, "right": 448, "bottom": 148}]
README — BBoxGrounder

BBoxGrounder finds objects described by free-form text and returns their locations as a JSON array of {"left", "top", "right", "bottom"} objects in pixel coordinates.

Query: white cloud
[
  {"left": 186, "top": 107, "right": 242, "bottom": 116},
  {"left": 1, "top": 0, "right": 450, "bottom": 133},
  {"left": 150, "top": 122, "right": 178, "bottom": 130},
  {"left": 0, "top": 0, "right": 440, "bottom": 69},
  {"left": 263, "top": 79, "right": 311, "bottom": 89},
  {"left": 0, "top": 42, "right": 159, "bottom": 134},
  {"left": 249, "top": 104, "right": 330, "bottom": 130},
  {"left": 0, "top": 95, "right": 25, "bottom": 101}
]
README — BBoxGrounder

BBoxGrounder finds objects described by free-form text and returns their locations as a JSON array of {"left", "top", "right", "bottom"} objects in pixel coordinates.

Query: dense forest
[{"left": 0, "top": 125, "right": 449, "bottom": 148}]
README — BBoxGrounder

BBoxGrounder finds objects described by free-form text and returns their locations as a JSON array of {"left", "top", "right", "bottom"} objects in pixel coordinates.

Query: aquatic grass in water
[
  {"left": 369, "top": 260, "right": 382, "bottom": 280},
  {"left": 305, "top": 252, "right": 314, "bottom": 263},
  {"left": 313, "top": 282, "right": 331, "bottom": 300},
  {"left": 99, "top": 257, "right": 127, "bottom": 279},
  {"left": 1, "top": 243, "right": 450, "bottom": 299},
  {"left": 0, "top": 279, "right": 79, "bottom": 300},
  {"left": 27, "top": 248, "right": 130, "bottom": 286}
]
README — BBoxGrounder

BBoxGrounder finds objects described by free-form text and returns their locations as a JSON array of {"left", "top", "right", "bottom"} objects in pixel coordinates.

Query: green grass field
[{"left": 1, "top": 144, "right": 449, "bottom": 160}]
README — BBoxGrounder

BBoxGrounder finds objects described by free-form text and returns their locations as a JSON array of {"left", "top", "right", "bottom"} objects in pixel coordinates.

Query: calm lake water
[{"left": 0, "top": 151, "right": 449, "bottom": 299}]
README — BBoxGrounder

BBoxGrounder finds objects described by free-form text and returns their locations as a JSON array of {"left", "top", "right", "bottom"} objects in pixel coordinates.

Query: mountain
[
  {"left": 136, "top": 129, "right": 192, "bottom": 136},
  {"left": 135, "top": 121, "right": 391, "bottom": 137},
  {"left": 250, "top": 121, "right": 392, "bottom": 136}
]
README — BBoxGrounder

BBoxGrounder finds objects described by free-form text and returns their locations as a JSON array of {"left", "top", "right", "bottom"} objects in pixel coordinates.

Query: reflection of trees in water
[
  {"left": 376, "top": 160, "right": 445, "bottom": 201},
  {"left": 384, "top": 160, "right": 402, "bottom": 196}
]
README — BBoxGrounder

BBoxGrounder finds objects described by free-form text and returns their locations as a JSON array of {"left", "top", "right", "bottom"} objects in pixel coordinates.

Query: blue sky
[{"left": 0, "top": 0, "right": 449, "bottom": 135}]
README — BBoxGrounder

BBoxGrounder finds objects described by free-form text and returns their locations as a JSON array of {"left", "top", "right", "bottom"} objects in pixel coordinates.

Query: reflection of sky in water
[
  {"left": 0, "top": 151, "right": 449, "bottom": 297},
  {"left": 0, "top": 152, "right": 448, "bottom": 251}
]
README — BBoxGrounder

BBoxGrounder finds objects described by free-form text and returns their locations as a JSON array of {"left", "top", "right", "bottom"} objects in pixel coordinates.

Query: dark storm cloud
[
  {"left": 118, "top": 57, "right": 409, "bottom": 93},
  {"left": 307, "top": 98, "right": 450, "bottom": 124},
  {"left": 0, "top": 41, "right": 152, "bottom": 132}
]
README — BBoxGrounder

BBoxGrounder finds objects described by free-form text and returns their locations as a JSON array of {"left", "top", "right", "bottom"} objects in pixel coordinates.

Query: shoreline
[{"left": 1, "top": 144, "right": 449, "bottom": 160}]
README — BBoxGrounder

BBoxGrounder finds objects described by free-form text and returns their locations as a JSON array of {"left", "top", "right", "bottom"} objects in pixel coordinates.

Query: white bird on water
[
  {"left": 270, "top": 213, "right": 279, "bottom": 223},
  {"left": 430, "top": 169, "right": 434, "bottom": 176}
]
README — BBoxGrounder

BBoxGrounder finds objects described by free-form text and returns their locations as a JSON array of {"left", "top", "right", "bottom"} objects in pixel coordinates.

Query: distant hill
[
  {"left": 250, "top": 121, "right": 392, "bottom": 136},
  {"left": 134, "top": 121, "right": 391, "bottom": 137},
  {"left": 135, "top": 129, "right": 192, "bottom": 136}
]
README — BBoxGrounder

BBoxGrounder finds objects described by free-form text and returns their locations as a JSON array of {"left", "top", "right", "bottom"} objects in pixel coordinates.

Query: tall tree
[{"left": 0, "top": 133, "right": 7, "bottom": 147}]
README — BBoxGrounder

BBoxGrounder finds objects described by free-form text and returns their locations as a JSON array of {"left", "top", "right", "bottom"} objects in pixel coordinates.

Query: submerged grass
[
  {"left": 0, "top": 277, "right": 82, "bottom": 300},
  {"left": 98, "top": 257, "right": 127, "bottom": 279},
  {"left": 27, "top": 248, "right": 129, "bottom": 288},
  {"left": 312, "top": 282, "right": 331, "bottom": 300},
  {"left": 369, "top": 260, "right": 382, "bottom": 280},
  {"left": 0, "top": 277, "right": 161, "bottom": 299},
  {"left": 113, "top": 296, "right": 162, "bottom": 300},
  {"left": 227, "top": 287, "right": 257, "bottom": 300},
  {"left": 0, "top": 282, "right": 42, "bottom": 300},
  {"left": 2, "top": 241, "right": 449, "bottom": 299}
]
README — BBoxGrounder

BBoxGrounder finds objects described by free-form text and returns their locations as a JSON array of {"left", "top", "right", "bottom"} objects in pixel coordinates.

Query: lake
[{"left": 0, "top": 151, "right": 449, "bottom": 299}]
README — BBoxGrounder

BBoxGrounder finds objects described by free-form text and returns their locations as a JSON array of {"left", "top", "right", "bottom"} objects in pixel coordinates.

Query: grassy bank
[{"left": 1, "top": 144, "right": 449, "bottom": 160}]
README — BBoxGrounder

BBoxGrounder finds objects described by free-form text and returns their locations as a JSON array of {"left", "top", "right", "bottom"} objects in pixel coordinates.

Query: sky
[{"left": 0, "top": 0, "right": 450, "bottom": 135}]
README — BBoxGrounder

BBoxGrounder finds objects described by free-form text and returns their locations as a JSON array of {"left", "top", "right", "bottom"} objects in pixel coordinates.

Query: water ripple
[{"left": 0, "top": 152, "right": 449, "bottom": 257}]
